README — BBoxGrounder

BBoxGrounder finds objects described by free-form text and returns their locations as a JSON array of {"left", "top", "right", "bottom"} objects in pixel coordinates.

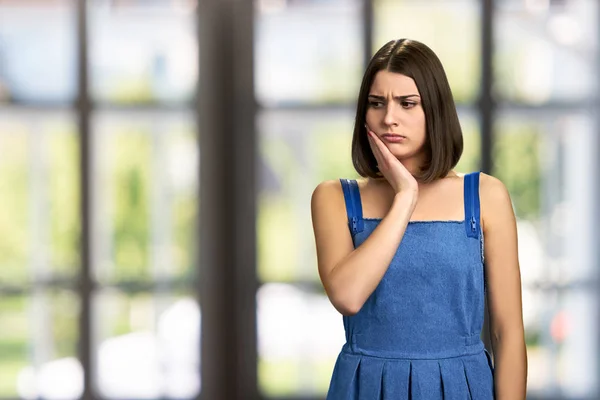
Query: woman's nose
[{"left": 383, "top": 104, "right": 397, "bottom": 127}]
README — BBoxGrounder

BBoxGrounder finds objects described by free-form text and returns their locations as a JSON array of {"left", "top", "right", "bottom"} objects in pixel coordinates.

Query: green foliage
[
  {"left": 258, "top": 119, "right": 356, "bottom": 282},
  {"left": 112, "top": 133, "right": 151, "bottom": 280},
  {"left": 49, "top": 128, "right": 80, "bottom": 276},
  {"left": 494, "top": 126, "right": 541, "bottom": 219},
  {"left": 0, "top": 122, "right": 199, "bottom": 394},
  {"left": 258, "top": 194, "right": 298, "bottom": 282},
  {"left": 456, "top": 121, "right": 481, "bottom": 174},
  {"left": 0, "top": 359, "right": 26, "bottom": 396},
  {"left": 310, "top": 125, "right": 357, "bottom": 183},
  {"left": 258, "top": 137, "right": 299, "bottom": 281},
  {"left": 172, "top": 195, "right": 197, "bottom": 278},
  {"left": 258, "top": 358, "right": 333, "bottom": 396},
  {"left": 52, "top": 291, "right": 79, "bottom": 358},
  {"left": 0, "top": 133, "right": 29, "bottom": 282},
  {"left": 0, "top": 297, "right": 28, "bottom": 397}
]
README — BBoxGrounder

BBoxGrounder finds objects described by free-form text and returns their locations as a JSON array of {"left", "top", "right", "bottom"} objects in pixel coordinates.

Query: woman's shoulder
[
  {"left": 311, "top": 177, "right": 368, "bottom": 206},
  {"left": 478, "top": 172, "right": 511, "bottom": 203},
  {"left": 311, "top": 179, "right": 343, "bottom": 208},
  {"left": 476, "top": 173, "right": 514, "bottom": 230},
  {"left": 312, "top": 179, "right": 341, "bottom": 194},
  {"left": 312, "top": 177, "right": 367, "bottom": 192},
  {"left": 310, "top": 179, "right": 352, "bottom": 224},
  {"left": 456, "top": 171, "right": 508, "bottom": 196}
]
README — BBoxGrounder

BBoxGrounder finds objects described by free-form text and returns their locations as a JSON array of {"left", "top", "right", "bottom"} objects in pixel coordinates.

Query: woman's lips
[{"left": 381, "top": 134, "right": 407, "bottom": 143}]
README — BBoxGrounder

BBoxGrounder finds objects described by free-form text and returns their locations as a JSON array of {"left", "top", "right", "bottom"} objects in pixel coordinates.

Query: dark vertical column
[
  {"left": 197, "top": 1, "right": 258, "bottom": 399},
  {"left": 76, "top": 0, "right": 94, "bottom": 399},
  {"left": 363, "top": 0, "right": 374, "bottom": 68},
  {"left": 480, "top": 0, "right": 494, "bottom": 355},
  {"left": 480, "top": 0, "right": 494, "bottom": 175}
]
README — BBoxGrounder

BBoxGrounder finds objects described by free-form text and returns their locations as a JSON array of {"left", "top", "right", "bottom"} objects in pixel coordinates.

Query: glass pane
[
  {"left": 94, "top": 291, "right": 200, "bottom": 399},
  {"left": 0, "top": 291, "right": 80, "bottom": 399},
  {"left": 455, "top": 110, "right": 480, "bottom": 174},
  {"left": 255, "top": 0, "right": 363, "bottom": 106},
  {"left": 373, "top": 0, "right": 481, "bottom": 104},
  {"left": 494, "top": 115, "right": 543, "bottom": 220},
  {"left": 495, "top": 1, "right": 598, "bottom": 103},
  {"left": 0, "top": 111, "right": 79, "bottom": 285},
  {"left": 0, "top": 0, "right": 76, "bottom": 104},
  {"left": 525, "top": 289, "right": 598, "bottom": 397},
  {"left": 93, "top": 111, "right": 198, "bottom": 284},
  {"left": 257, "top": 283, "right": 344, "bottom": 396},
  {"left": 258, "top": 109, "right": 356, "bottom": 282},
  {"left": 89, "top": 0, "right": 198, "bottom": 104},
  {"left": 494, "top": 111, "right": 598, "bottom": 396},
  {"left": 495, "top": 112, "right": 596, "bottom": 280},
  {"left": 557, "top": 289, "right": 598, "bottom": 397}
]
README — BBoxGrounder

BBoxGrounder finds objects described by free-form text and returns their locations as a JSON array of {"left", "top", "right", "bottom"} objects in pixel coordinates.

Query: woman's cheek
[{"left": 365, "top": 110, "right": 378, "bottom": 128}]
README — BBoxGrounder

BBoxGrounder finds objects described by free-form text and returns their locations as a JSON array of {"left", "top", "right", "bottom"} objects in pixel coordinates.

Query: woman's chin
[{"left": 390, "top": 150, "right": 415, "bottom": 160}]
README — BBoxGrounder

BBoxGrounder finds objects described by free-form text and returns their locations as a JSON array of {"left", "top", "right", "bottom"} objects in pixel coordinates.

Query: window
[
  {"left": 0, "top": 0, "right": 200, "bottom": 398},
  {"left": 1, "top": 0, "right": 597, "bottom": 398}
]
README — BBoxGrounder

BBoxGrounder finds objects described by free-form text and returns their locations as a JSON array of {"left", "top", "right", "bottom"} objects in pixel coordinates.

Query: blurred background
[{"left": 0, "top": 0, "right": 598, "bottom": 399}]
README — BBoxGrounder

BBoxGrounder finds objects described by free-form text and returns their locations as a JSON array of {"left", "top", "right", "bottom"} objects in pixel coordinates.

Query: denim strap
[
  {"left": 339, "top": 179, "right": 364, "bottom": 235},
  {"left": 463, "top": 172, "right": 481, "bottom": 239}
]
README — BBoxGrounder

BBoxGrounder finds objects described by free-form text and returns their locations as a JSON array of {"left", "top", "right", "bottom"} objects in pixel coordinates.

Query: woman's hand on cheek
[{"left": 366, "top": 126, "right": 418, "bottom": 196}]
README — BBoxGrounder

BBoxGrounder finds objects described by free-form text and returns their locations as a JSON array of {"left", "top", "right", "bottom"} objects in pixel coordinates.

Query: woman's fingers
[
  {"left": 367, "top": 131, "right": 384, "bottom": 168},
  {"left": 367, "top": 129, "right": 390, "bottom": 169}
]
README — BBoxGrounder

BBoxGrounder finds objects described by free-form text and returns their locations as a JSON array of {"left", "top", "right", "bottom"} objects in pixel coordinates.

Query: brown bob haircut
[{"left": 352, "top": 39, "right": 463, "bottom": 183}]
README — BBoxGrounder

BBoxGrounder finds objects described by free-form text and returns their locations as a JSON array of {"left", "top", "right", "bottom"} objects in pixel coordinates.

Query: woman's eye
[
  {"left": 368, "top": 101, "right": 384, "bottom": 108},
  {"left": 402, "top": 101, "right": 416, "bottom": 109}
]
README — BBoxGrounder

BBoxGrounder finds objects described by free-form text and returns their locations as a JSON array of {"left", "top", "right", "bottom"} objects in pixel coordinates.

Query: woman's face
[{"left": 365, "top": 70, "right": 426, "bottom": 161}]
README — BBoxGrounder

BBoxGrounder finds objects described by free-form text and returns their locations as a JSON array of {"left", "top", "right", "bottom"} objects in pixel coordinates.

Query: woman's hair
[{"left": 351, "top": 39, "right": 463, "bottom": 183}]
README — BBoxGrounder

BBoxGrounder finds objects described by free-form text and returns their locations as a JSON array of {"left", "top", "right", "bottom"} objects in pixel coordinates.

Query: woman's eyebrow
[{"left": 368, "top": 94, "right": 420, "bottom": 100}]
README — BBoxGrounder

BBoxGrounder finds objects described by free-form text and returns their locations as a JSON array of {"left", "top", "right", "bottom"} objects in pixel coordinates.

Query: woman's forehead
[{"left": 370, "top": 70, "right": 419, "bottom": 95}]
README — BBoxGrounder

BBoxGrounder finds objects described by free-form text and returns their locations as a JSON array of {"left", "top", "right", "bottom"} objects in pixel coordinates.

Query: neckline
[{"left": 363, "top": 218, "right": 465, "bottom": 225}]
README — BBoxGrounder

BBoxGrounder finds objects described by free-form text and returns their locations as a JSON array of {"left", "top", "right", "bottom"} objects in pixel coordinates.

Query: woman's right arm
[{"left": 311, "top": 180, "right": 416, "bottom": 316}]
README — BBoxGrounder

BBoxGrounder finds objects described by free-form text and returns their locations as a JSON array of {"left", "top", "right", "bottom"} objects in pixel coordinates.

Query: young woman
[{"left": 311, "top": 39, "right": 527, "bottom": 399}]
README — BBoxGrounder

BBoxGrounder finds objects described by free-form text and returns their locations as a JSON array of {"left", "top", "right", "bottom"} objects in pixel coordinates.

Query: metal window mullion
[
  {"left": 363, "top": 0, "right": 373, "bottom": 68},
  {"left": 76, "top": 0, "right": 94, "bottom": 399},
  {"left": 479, "top": 0, "right": 494, "bottom": 357},
  {"left": 480, "top": 0, "right": 494, "bottom": 175},
  {"left": 197, "top": 1, "right": 258, "bottom": 399}
]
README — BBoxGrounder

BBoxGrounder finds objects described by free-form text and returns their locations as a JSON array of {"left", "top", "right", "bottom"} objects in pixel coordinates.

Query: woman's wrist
[{"left": 393, "top": 190, "right": 418, "bottom": 211}]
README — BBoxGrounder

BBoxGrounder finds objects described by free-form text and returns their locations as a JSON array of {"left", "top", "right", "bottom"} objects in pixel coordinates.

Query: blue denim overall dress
[{"left": 326, "top": 172, "right": 494, "bottom": 399}]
